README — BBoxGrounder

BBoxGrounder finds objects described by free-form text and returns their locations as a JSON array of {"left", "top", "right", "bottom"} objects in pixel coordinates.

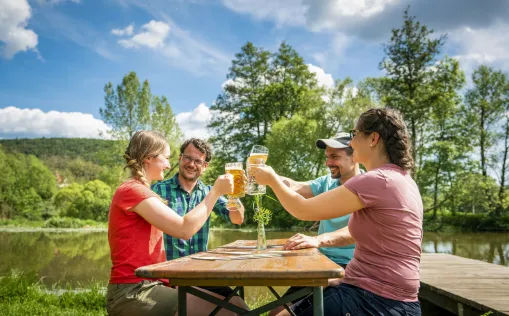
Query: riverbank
[{"left": 2, "top": 212, "right": 509, "bottom": 232}]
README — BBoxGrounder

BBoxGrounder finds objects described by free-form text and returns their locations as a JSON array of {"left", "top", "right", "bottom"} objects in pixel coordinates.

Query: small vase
[{"left": 257, "top": 221, "right": 267, "bottom": 250}]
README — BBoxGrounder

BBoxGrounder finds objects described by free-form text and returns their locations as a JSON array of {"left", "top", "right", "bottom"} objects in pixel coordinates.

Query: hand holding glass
[
  {"left": 225, "top": 162, "right": 245, "bottom": 209},
  {"left": 247, "top": 145, "right": 269, "bottom": 195}
]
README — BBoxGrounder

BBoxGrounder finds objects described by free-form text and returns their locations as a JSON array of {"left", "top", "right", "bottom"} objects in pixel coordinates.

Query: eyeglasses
[
  {"left": 181, "top": 154, "right": 207, "bottom": 166},
  {"left": 349, "top": 129, "right": 373, "bottom": 139}
]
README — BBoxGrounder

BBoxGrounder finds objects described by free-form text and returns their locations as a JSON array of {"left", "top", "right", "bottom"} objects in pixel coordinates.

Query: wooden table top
[{"left": 135, "top": 239, "right": 344, "bottom": 286}]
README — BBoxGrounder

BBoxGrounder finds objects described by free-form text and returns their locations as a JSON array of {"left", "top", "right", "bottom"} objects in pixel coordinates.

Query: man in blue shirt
[{"left": 270, "top": 132, "right": 359, "bottom": 315}]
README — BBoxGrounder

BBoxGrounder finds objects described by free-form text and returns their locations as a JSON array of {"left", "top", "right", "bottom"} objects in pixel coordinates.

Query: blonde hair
[{"left": 124, "top": 131, "right": 168, "bottom": 187}]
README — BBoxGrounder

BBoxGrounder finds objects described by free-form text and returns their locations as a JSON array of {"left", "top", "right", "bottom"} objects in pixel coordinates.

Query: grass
[
  {"left": 0, "top": 271, "right": 282, "bottom": 316},
  {"left": 0, "top": 271, "right": 106, "bottom": 316}
]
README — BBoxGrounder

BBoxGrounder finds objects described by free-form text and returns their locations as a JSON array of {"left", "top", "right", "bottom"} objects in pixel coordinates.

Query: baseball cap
[{"left": 316, "top": 132, "right": 352, "bottom": 149}]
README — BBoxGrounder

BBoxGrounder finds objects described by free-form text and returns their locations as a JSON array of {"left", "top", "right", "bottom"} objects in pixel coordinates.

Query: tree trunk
[
  {"left": 480, "top": 108, "right": 487, "bottom": 177},
  {"left": 411, "top": 116, "right": 417, "bottom": 177},
  {"left": 432, "top": 158, "right": 441, "bottom": 219},
  {"left": 496, "top": 118, "right": 509, "bottom": 217}
]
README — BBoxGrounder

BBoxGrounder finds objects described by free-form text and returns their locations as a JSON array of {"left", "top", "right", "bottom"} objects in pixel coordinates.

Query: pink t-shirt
[{"left": 343, "top": 164, "right": 423, "bottom": 302}]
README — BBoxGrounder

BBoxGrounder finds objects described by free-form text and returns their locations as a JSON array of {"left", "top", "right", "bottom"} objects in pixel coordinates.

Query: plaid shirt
[{"left": 151, "top": 173, "right": 231, "bottom": 260}]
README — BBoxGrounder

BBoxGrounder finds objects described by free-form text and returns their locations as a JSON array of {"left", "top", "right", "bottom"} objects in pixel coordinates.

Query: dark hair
[
  {"left": 356, "top": 108, "right": 414, "bottom": 171},
  {"left": 180, "top": 138, "right": 213, "bottom": 162},
  {"left": 343, "top": 147, "right": 354, "bottom": 156}
]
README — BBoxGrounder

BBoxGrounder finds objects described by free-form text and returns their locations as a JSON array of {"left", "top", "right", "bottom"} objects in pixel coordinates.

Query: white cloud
[
  {"left": 0, "top": 107, "right": 110, "bottom": 138},
  {"left": 221, "top": 0, "right": 397, "bottom": 31},
  {"left": 307, "top": 64, "right": 334, "bottom": 89},
  {"left": 111, "top": 24, "right": 134, "bottom": 36},
  {"left": 176, "top": 103, "right": 213, "bottom": 139},
  {"left": 0, "top": 0, "right": 38, "bottom": 59},
  {"left": 450, "top": 22, "right": 509, "bottom": 72},
  {"left": 36, "top": 0, "right": 81, "bottom": 5},
  {"left": 117, "top": 21, "right": 170, "bottom": 49},
  {"left": 113, "top": 17, "right": 230, "bottom": 75},
  {"left": 222, "top": 0, "right": 307, "bottom": 27}
]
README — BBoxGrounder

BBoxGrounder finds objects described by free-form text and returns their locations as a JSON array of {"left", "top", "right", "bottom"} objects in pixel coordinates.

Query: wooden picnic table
[{"left": 135, "top": 238, "right": 344, "bottom": 316}]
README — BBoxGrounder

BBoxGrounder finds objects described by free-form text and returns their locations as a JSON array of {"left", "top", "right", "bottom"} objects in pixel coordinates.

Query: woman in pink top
[
  {"left": 254, "top": 108, "right": 422, "bottom": 316},
  {"left": 107, "top": 131, "right": 248, "bottom": 316}
]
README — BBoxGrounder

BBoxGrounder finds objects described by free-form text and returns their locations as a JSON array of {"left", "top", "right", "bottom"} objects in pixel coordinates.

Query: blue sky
[{"left": 1, "top": 0, "right": 509, "bottom": 139}]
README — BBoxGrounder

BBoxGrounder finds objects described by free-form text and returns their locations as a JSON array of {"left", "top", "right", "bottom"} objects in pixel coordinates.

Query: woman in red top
[{"left": 106, "top": 130, "right": 247, "bottom": 316}]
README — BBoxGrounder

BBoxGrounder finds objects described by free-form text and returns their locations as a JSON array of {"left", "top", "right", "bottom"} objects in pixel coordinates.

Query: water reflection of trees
[
  {"left": 422, "top": 233, "right": 509, "bottom": 266},
  {"left": 0, "top": 232, "right": 110, "bottom": 287},
  {"left": 1, "top": 231, "right": 507, "bottom": 289}
]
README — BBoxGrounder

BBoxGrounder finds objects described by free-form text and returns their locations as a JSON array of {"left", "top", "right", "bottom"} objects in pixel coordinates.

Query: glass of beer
[
  {"left": 247, "top": 145, "right": 269, "bottom": 195},
  {"left": 225, "top": 162, "right": 245, "bottom": 209}
]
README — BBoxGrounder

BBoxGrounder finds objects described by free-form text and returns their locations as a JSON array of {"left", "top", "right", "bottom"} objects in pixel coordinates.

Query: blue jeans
[{"left": 291, "top": 283, "right": 421, "bottom": 316}]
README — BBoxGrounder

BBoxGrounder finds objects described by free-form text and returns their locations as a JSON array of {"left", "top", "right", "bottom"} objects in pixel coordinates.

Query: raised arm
[
  {"left": 254, "top": 166, "right": 364, "bottom": 220},
  {"left": 279, "top": 176, "right": 314, "bottom": 198},
  {"left": 133, "top": 175, "right": 233, "bottom": 239}
]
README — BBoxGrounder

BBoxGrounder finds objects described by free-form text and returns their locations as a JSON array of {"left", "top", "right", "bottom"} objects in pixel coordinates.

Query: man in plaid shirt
[{"left": 152, "top": 138, "right": 245, "bottom": 297}]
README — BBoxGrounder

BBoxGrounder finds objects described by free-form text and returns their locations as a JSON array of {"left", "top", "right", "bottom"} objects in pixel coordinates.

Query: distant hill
[{"left": 0, "top": 138, "right": 119, "bottom": 163}]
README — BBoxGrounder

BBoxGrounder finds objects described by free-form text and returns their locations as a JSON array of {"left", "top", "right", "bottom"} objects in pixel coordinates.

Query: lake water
[{"left": 1, "top": 230, "right": 507, "bottom": 288}]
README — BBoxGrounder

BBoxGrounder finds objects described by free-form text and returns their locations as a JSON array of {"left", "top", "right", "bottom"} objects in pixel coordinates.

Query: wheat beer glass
[
  {"left": 247, "top": 145, "right": 269, "bottom": 195},
  {"left": 225, "top": 162, "right": 245, "bottom": 209}
]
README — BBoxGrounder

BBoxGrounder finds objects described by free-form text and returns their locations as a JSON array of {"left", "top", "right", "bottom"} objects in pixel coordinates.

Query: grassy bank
[
  {"left": 0, "top": 272, "right": 275, "bottom": 316},
  {"left": 2, "top": 213, "right": 509, "bottom": 233},
  {"left": 0, "top": 217, "right": 107, "bottom": 229},
  {"left": 423, "top": 212, "right": 509, "bottom": 232},
  {"left": 0, "top": 272, "right": 106, "bottom": 316}
]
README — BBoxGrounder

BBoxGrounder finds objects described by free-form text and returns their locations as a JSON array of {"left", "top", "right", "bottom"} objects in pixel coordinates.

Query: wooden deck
[{"left": 420, "top": 253, "right": 509, "bottom": 316}]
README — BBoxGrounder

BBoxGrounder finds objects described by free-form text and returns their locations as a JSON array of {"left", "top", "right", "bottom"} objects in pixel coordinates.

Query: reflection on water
[
  {"left": 422, "top": 232, "right": 508, "bottom": 266},
  {"left": 0, "top": 230, "right": 507, "bottom": 289}
]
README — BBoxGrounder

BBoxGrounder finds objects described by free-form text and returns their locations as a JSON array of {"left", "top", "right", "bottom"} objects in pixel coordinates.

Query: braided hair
[
  {"left": 124, "top": 131, "right": 168, "bottom": 187},
  {"left": 357, "top": 108, "right": 414, "bottom": 171}
]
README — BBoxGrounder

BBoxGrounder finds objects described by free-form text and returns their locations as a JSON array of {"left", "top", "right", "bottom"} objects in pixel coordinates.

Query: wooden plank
[
  {"left": 169, "top": 278, "right": 328, "bottom": 287},
  {"left": 420, "top": 253, "right": 509, "bottom": 315}
]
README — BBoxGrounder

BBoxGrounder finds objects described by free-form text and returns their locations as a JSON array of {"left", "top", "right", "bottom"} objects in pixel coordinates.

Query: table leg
[
  {"left": 313, "top": 286, "right": 324, "bottom": 316},
  {"left": 178, "top": 286, "right": 187, "bottom": 316},
  {"left": 239, "top": 286, "right": 245, "bottom": 300}
]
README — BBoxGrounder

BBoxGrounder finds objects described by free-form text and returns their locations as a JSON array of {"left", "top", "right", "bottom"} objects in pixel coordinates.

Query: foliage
[
  {"left": 0, "top": 138, "right": 117, "bottom": 163},
  {"left": 43, "top": 217, "right": 105, "bottom": 229},
  {"left": 378, "top": 8, "right": 446, "bottom": 172},
  {"left": 53, "top": 180, "right": 112, "bottom": 221},
  {"left": 0, "top": 145, "right": 56, "bottom": 220},
  {"left": 100, "top": 71, "right": 183, "bottom": 176},
  {"left": 252, "top": 195, "right": 272, "bottom": 225}
]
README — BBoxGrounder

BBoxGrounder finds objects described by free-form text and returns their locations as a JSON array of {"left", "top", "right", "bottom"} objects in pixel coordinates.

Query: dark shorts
[
  {"left": 291, "top": 283, "right": 421, "bottom": 316},
  {"left": 197, "top": 286, "right": 239, "bottom": 298}
]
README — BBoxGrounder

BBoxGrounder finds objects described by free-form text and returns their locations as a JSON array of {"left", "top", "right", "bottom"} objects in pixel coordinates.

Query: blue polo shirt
[{"left": 308, "top": 174, "right": 355, "bottom": 266}]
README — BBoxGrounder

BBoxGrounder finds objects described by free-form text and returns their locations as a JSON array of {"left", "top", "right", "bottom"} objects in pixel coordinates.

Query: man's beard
[
  {"left": 329, "top": 167, "right": 341, "bottom": 179},
  {"left": 180, "top": 166, "right": 200, "bottom": 181}
]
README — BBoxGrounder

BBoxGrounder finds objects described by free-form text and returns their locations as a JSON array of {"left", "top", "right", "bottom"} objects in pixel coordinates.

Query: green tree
[
  {"left": 465, "top": 65, "right": 507, "bottom": 178},
  {"left": 0, "top": 148, "right": 56, "bottom": 219},
  {"left": 101, "top": 71, "right": 152, "bottom": 140},
  {"left": 54, "top": 180, "right": 112, "bottom": 221},
  {"left": 208, "top": 42, "right": 318, "bottom": 163},
  {"left": 208, "top": 42, "right": 272, "bottom": 163},
  {"left": 151, "top": 95, "right": 184, "bottom": 175},
  {"left": 379, "top": 8, "right": 446, "bottom": 172},
  {"left": 418, "top": 57, "right": 472, "bottom": 217}
]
